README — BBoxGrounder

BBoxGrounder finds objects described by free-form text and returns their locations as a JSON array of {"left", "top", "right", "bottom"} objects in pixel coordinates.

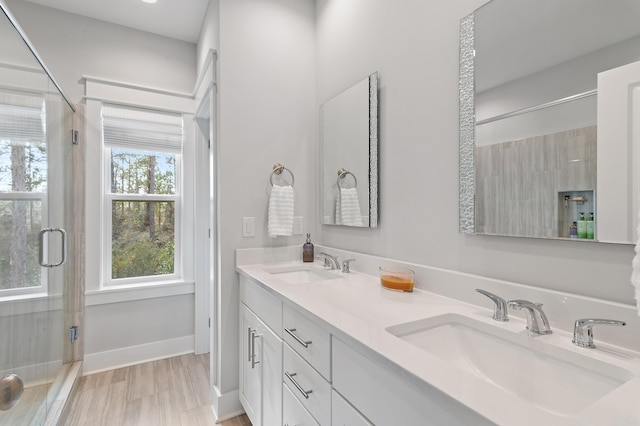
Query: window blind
[
  {"left": 102, "top": 104, "right": 183, "bottom": 153},
  {"left": 0, "top": 91, "right": 45, "bottom": 143}
]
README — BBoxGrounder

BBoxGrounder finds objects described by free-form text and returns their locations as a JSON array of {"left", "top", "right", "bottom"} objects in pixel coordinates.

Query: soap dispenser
[
  {"left": 303, "top": 233, "right": 314, "bottom": 262},
  {"left": 577, "top": 212, "right": 587, "bottom": 239},
  {"left": 586, "top": 212, "right": 594, "bottom": 240}
]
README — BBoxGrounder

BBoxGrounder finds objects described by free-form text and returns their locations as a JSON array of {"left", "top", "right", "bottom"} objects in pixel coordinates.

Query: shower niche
[{"left": 557, "top": 190, "right": 596, "bottom": 239}]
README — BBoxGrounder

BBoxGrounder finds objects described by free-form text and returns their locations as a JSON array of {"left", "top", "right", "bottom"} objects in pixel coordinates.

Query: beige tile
[
  {"left": 126, "top": 362, "right": 155, "bottom": 401},
  {"left": 63, "top": 354, "right": 240, "bottom": 426},
  {"left": 90, "top": 382, "right": 126, "bottom": 426},
  {"left": 122, "top": 394, "right": 159, "bottom": 426},
  {"left": 156, "top": 389, "right": 187, "bottom": 426},
  {"left": 179, "top": 404, "right": 216, "bottom": 426}
]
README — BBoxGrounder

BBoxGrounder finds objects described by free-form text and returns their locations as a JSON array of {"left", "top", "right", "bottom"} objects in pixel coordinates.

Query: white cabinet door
[
  {"left": 240, "top": 303, "right": 262, "bottom": 426},
  {"left": 260, "top": 313, "right": 283, "bottom": 426},
  {"left": 239, "top": 302, "right": 283, "bottom": 426}
]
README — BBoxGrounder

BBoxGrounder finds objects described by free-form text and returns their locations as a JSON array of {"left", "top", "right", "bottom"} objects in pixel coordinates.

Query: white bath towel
[
  {"left": 268, "top": 184, "right": 294, "bottom": 237},
  {"left": 335, "top": 187, "right": 363, "bottom": 227},
  {"left": 631, "top": 209, "right": 640, "bottom": 316}
]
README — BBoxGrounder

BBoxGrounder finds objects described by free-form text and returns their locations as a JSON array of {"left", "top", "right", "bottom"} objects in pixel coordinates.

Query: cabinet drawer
[
  {"left": 332, "top": 336, "right": 492, "bottom": 426},
  {"left": 283, "top": 304, "right": 330, "bottom": 379},
  {"left": 240, "top": 275, "right": 282, "bottom": 335},
  {"left": 283, "top": 383, "right": 320, "bottom": 426},
  {"left": 332, "top": 390, "right": 373, "bottom": 426},
  {"left": 283, "top": 343, "right": 331, "bottom": 426}
]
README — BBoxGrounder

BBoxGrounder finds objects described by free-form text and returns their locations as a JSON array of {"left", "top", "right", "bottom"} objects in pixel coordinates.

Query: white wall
[
  {"left": 315, "top": 0, "right": 635, "bottom": 305},
  {"left": 4, "top": 0, "right": 200, "bottom": 373},
  {"left": 197, "top": 0, "right": 316, "bottom": 416},
  {"left": 5, "top": 0, "right": 196, "bottom": 102}
]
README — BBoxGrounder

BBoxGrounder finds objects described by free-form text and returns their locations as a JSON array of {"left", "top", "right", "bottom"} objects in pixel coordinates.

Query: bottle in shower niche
[
  {"left": 586, "top": 212, "right": 595, "bottom": 240},
  {"left": 577, "top": 212, "right": 587, "bottom": 239},
  {"left": 569, "top": 222, "right": 578, "bottom": 238},
  {"left": 303, "top": 233, "right": 314, "bottom": 262}
]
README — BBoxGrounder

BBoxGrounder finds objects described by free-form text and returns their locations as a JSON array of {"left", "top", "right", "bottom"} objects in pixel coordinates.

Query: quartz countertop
[{"left": 237, "top": 260, "right": 640, "bottom": 426}]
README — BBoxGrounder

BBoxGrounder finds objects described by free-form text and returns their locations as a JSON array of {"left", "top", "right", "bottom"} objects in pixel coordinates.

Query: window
[
  {"left": 0, "top": 91, "right": 47, "bottom": 295},
  {"left": 102, "top": 104, "right": 183, "bottom": 285}
]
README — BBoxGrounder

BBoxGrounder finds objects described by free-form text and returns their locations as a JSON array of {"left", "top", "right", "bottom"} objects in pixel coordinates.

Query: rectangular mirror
[
  {"left": 320, "top": 72, "right": 378, "bottom": 228},
  {"left": 459, "top": 0, "right": 640, "bottom": 244}
]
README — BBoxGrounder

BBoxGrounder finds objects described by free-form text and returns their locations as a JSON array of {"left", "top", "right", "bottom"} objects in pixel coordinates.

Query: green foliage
[
  {"left": 0, "top": 200, "right": 42, "bottom": 290},
  {"left": 111, "top": 200, "right": 175, "bottom": 279},
  {"left": 110, "top": 149, "right": 177, "bottom": 280}
]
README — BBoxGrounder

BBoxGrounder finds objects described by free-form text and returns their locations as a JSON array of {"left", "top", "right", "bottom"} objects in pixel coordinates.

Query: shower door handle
[
  {"left": 0, "top": 374, "right": 24, "bottom": 411},
  {"left": 39, "top": 228, "right": 67, "bottom": 268}
]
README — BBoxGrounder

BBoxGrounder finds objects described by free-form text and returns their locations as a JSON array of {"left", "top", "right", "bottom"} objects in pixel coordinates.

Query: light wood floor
[{"left": 64, "top": 354, "right": 251, "bottom": 426}]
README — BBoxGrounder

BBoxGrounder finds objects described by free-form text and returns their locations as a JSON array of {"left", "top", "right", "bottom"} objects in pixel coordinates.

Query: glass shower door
[{"left": 0, "top": 4, "right": 74, "bottom": 424}]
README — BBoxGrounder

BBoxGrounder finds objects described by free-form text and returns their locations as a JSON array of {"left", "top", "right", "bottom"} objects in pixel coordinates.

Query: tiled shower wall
[{"left": 476, "top": 125, "right": 596, "bottom": 238}]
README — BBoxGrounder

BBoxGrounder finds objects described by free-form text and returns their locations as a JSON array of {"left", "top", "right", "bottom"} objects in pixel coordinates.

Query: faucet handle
[
  {"left": 342, "top": 259, "right": 356, "bottom": 273},
  {"left": 507, "top": 299, "right": 552, "bottom": 335},
  {"left": 572, "top": 318, "right": 626, "bottom": 349},
  {"left": 475, "top": 289, "right": 509, "bottom": 322}
]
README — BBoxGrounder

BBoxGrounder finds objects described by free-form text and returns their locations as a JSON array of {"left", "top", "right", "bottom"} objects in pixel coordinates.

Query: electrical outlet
[
  {"left": 242, "top": 217, "right": 255, "bottom": 237},
  {"left": 293, "top": 216, "right": 303, "bottom": 235}
]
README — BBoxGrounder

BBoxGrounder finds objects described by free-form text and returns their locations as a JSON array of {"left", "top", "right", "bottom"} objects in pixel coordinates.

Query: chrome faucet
[
  {"left": 342, "top": 258, "right": 356, "bottom": 273},
  {"left": 507, "top": 300, "right": 552, "bottom": 335},
  {"left": 317, "top": 252, "right": 340, "bottom": 270},
  {"left": 572, "top": 318, "right": 626, "bottom": 349},
  {"left": 475, "top": 289, "right": 509, "bottom": 322}
]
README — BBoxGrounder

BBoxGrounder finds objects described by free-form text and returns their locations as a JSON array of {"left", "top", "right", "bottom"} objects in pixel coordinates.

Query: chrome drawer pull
[
  {"left": 285, "top": 372, "right": 312, "bottom": 399},
  {"left": 284, "top": 328, "right": 312, "bottom": 348},
  {"left": 251, "top": 330, "right": 261, "bottom": 369}
]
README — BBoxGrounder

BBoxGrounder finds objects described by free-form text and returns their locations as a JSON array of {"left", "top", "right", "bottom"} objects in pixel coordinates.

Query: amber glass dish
[{"left": 379, "top": 266, "right": 415, "bottom": 292}]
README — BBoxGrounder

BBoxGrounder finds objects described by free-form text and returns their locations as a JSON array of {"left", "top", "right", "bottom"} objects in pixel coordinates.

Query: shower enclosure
[{"left": 0, "top": 2, "right": 82, "bottom": 425}]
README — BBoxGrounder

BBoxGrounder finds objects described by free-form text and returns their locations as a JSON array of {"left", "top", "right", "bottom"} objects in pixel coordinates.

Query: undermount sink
[
  {"left": 386, "top": 313, "right": 634, "bottom": 417},
  {"left": 266, "top": 265, "right": 340, "bottom": 284}
]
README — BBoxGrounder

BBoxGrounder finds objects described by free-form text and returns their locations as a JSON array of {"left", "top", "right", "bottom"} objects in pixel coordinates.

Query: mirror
[
  {"left": 459, "top": 0, "right": 640, "bottom": 243},
  {"left": 320, "top": 72, "right": 378, "bottom": 227}
]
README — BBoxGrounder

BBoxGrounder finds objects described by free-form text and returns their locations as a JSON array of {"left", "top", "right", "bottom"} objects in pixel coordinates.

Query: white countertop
[{"left": 237, "top": 260, "right": 640, "bottom": 426}]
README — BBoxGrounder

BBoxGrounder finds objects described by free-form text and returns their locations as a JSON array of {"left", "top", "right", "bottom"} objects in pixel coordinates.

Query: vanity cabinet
[
  {"left": 239, "top": 277, "right": 283, "bottom": 426},
  {"left": 240, "top": 274, "right": 486, "bottom": 426}
]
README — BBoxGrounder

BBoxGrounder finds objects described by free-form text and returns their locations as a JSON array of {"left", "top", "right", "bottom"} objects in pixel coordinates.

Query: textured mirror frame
[
  {"left": 459, "top": 13, "right": 475, "bottom": 234},
  {"left": 368, "top": 72, "right": 379, "bottom": 227}
]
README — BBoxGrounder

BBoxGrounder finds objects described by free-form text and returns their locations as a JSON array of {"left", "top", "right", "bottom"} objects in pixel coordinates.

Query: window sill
[{"left": 86, "top": 280, "right": 195, "bottom": 306}]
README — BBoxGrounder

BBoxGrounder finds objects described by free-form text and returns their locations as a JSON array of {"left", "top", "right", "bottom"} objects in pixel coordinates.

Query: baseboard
[
  {"left": 83, "top": 335, "right": 194, "bottom": 374},
  {"left": 0, "top": 359, "right": 62, "bottom": 387},
  {"left": 211, "top": 385, "right": 244, "bottom": 423}
]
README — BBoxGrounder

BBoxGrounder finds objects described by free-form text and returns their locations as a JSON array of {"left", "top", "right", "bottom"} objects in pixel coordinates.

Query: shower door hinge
[
  {"left": 71, "top": 129, "right": 79, "bottom": 145},
  {"left": 69, "top": 325, "right": 79, "bottom": 343},
  {"left": 208, "top": 318, "right": 211, "bottom": 328}
]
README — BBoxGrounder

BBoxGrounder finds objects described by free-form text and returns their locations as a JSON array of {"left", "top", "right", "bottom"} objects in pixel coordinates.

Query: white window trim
[
  {"left": 84, "top": 79, "right": 195, "bottom": 299},
  {"left": 101, "top": 109, "right": 184, "bottom": 288}
]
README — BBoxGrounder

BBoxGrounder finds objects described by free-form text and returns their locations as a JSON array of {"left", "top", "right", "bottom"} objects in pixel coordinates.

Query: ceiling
[{"left": 23, "top": 0, "right": 209, "bottom": 43}]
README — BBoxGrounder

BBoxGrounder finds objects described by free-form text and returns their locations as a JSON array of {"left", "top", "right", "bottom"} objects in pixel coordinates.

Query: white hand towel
[
  {"left": 335, "top": 187, "right": 363, "bottom": 227},
  {"left": 268, "top": 184, "right": 294, "bottom": 237},
  {"left": 631, "top": 209, "right": 640, "bottom": 316}
]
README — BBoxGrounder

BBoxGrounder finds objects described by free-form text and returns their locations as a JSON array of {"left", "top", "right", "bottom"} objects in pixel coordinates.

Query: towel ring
[
  {"left": 270, "top": 163, "right": 295, "bottom": 187},
  {"left": 337, "top": 168, "right": 357, "bottom": 189}
]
